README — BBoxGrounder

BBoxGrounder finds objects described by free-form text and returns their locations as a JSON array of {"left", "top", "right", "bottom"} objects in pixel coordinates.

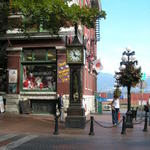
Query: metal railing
[{"left": 53, "top": 109, "right": 149, "bottom": 136}]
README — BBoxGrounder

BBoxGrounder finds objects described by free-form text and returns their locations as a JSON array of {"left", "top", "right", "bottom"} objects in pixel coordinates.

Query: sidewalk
[
  {"left": 0, "top": 113, "right": 91, "bottom": 135},
  {"left": 0, "top": 112, "right": 150, "bottom": 150},
  {"left": 0, "top": 112, "right": 149, "bottom": 135}
]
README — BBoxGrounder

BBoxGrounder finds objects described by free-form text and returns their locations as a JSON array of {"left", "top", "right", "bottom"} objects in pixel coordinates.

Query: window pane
[
  {"left": 22, "top": 65, "right": 56, "bottom": 91},
  {"left": 47, "top": 50, "right": 56, "bottom": 61},
  {"left": 34, "top": 49, "right": 46, "bottom": 61},
  {"left": 23, "top": 50, "right": 32, "bottom": 61}
]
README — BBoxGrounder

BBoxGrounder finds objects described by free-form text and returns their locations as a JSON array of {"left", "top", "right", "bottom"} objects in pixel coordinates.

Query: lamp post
[{"left": 115, "top": 47, "right": 141, "bottom": 128}]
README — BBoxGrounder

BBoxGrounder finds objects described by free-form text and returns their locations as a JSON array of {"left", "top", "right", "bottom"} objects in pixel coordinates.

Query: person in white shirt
[{"left": 111, "top": 98, "right": 120, "bottom": 125}]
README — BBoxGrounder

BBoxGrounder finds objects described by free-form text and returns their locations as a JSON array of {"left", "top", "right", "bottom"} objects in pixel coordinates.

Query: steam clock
[{"left": 65, "top": 25, "right": 86, "bottom": 128}]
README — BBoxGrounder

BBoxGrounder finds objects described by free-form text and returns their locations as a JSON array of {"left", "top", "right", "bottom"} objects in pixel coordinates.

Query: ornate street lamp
[{"left": 115, "top": 47, "right": 142, "bottom": 128}]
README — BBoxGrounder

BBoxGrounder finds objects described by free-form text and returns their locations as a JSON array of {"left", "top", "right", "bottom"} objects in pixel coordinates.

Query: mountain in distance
[
  {"left": 97, "top": 72, "right": 150, "bottom": 93},
  {"left": 97, "top": 72, "right": 115, "bottom": 92}
]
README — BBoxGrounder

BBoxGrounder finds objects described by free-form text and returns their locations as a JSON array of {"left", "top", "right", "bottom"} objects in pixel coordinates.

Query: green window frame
[{"left": 21, "top": 48, "right": 57, "bottom": 92}]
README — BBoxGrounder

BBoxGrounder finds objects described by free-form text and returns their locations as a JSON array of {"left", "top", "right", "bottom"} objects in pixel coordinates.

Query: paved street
[{"left": 0, "top": 112, "right": 150, "bottom": 150}]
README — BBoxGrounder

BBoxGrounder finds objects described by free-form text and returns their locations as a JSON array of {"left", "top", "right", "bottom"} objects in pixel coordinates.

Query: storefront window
[
  {"left": 22, "top": 65, "right": 56, "bottom": 91},
  {"left": 22, "top": 48, "right": 56, "bottom": 91},
  {"left": 47, "top": 50, "right": 56, "bottom": 61},
  {"left": 23, "top": 50, "right": 32, "bottom": 61},
  {"left": 34, "top": 49, "right": 46, "bottom": 61}
]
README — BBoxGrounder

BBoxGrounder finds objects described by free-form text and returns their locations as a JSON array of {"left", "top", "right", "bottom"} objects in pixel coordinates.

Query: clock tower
[{"left": 65, "top": 24, "right": 86, "bottom": 128}]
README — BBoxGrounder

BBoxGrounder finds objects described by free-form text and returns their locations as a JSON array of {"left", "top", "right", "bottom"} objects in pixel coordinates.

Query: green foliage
[
  {"left": 9, "top": 0, "right": 106, "bottom": 34},
  {"left": 0, "top": 1, "right": 9, "bottom": 34},
  {"left": 113, "top": 87, "right": 121, "bottom": 99},
  {"left": 115, "top": 65, "right": 142, "bottom": 88}
]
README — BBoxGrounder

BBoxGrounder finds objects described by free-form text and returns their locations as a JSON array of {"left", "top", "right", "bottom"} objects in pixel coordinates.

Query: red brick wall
[
  {"left": 120, "top": 93, "right": 150, "bottom": 105},
  {"left": 57, "top": 51, "right": 69, "bottom": 95},
  {"left": 131, "top": 93, "right": 150, "bottom": 105},
  {"left": 7, "top": 51, "right": 21, "bottom": 93}
]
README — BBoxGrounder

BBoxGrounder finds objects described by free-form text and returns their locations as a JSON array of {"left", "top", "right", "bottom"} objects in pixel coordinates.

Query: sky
[{"left": 97, "top": 0, "right": 150, "bottom": 76}]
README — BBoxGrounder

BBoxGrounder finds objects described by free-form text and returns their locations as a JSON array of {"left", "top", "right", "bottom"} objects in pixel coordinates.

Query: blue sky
[{"left": 97, "top": 0, "right": 150, "bottom": 76}]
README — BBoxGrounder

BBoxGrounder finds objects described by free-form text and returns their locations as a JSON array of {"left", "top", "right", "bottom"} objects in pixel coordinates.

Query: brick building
[
  {"left": 0, "top": 0, "right": 102, "bottom": 114},
  {"left": 121, "top": 93, "right": 150, "bottom": 106}
]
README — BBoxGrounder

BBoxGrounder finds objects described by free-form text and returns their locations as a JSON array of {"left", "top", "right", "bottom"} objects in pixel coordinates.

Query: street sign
[{"left": 141, "top": 73, "right": 146, "bottom": 81}]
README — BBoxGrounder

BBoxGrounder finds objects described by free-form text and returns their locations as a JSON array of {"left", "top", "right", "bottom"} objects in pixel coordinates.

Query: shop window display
[
  {"left": 22, "top": 49, "right": 56, "bottom": 91},
  {"left": 22, "top": 65, "right": 56, "bottom": 91}
]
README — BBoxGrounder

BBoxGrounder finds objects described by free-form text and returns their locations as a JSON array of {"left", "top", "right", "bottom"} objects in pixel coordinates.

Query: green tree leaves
[
  {"left": 0, "top": 1, "right": 9, "bottom": 34},
  {"left": 113, "top": 87, "right": 121, "bottom": 99},
  {"left": 115, "top": 63, "right": 142, "bottom": 88},
  {"left": 10, "top": 0, "right": 106, "bottom": 34}
]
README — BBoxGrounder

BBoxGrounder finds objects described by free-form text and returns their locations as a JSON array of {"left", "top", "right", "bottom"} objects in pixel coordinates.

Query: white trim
[
  {"left": 20, "top": 96, "right": 57, "bottom": 100},
  {"left": 55, "top": 46, "right": 66, "bottom": 50},
  {"left": 20, "top": 91, "right": 56, "bottom": 95},
  {"left": 6, "top": 47, "right": 22, "bottom": 51}
]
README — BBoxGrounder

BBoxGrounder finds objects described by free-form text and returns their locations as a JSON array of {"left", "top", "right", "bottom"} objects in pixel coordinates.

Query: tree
[
  {"left": 113, "top": 86, "right": 121, "bottom": 99},
  {"left": 116, "top": 65, "right": 141, "bottom": 88},
  {"left": 8, "top": 0, "right": 106, "bottom": 34},
  {"left": 0, "top": 0, "right": 9, "bottom": 34}
]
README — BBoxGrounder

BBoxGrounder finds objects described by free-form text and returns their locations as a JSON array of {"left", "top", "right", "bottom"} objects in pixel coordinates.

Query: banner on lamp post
[{"left": 92, "top": 59, "right": 103, "bottom": 73}]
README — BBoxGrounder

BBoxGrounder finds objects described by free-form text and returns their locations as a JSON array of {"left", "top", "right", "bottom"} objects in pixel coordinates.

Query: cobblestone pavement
[{"left": 0, "top": 112, "right": 150, "bottom": 150}]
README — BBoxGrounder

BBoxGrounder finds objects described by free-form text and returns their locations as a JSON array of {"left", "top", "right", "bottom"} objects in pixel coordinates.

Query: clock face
[
  {"left": 67, "top": 48, "right": 83, "bottom": 64},
  {"left": 70, "top": 49, "right": 81, "bottom": 61}
]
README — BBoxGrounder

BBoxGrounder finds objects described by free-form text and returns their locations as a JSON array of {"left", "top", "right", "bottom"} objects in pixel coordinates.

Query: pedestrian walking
[
  {"left": 0, "top": 95, "right": 4, "bottom": 113},
  {"left": 57, "top": 94, "right": 64, "bottom": 122},
  {"left": 81, "top": 98, "right": 87, "bottom": 116},
  {"left": 111, "top": 99, "right": 115, "bottom": 125},
  {"left": 111, "top": 96, "right": 120, "bottom": 125}
]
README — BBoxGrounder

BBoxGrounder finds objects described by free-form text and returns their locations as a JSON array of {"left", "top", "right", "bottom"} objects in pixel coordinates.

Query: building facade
[{"left": 0, "top": 0, "right": 102, "bottom": 115}]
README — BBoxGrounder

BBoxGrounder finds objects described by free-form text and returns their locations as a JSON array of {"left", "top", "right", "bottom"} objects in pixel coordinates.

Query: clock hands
[
  {"left": 73, "top": 51, "right": 80, "bottom": 58},
  {"left": 73, "top": 51, "right": 76, "bottom": 57}
]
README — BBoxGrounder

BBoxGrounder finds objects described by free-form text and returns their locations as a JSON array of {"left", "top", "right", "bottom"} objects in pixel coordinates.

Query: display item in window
[{"left": 23, "top": 73, "right": 35, "bottom": 89}]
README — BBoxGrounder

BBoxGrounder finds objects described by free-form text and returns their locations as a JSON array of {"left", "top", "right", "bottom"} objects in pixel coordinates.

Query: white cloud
[{"left": 100, "top": 57, "right": 120, "bottom": 74}]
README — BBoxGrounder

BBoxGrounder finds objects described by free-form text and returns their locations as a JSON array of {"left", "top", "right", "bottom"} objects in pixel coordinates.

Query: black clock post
[{"left": 65, "top": 24, "right": 86, "bottom": 128}]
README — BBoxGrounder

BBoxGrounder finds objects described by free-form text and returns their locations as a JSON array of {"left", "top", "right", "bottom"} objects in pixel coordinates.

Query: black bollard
[
  {"left": 53, "top": 115, "right": 59, "bottom": 135},
  {"left": 89, "top": 116, "right": 95, "bottom": 136},
  {"left": 143, "top": 112, "right": 148, "bottom": 132},
  {"left": 121, "top": 116, "right": 126, "bottom": 134}
]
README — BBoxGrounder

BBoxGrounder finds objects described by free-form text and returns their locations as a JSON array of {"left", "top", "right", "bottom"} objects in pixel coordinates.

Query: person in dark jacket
[{"left": 57, "top": 94, "right": 63, "bottom": 121}]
